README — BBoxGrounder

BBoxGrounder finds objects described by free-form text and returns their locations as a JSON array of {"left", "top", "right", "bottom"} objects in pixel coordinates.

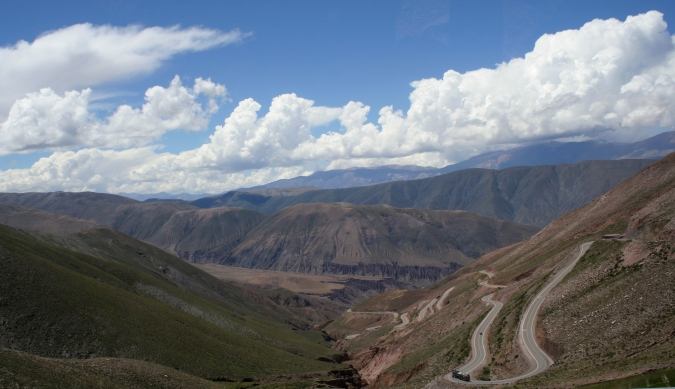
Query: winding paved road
[
  {"left": 443, "top": 241, "right": 594, "bottom": 385},
  {"left": 453, "top": 294, "right": 503, "bottom": 376}
]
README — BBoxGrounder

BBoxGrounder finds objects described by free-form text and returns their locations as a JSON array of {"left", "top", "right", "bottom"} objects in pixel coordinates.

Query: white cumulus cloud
[
  {"left": 295, "top": 10, "right": 675, "bottom": 167},
  {"left": 0, "top": 76, "right": 226, "bottom": 154},
  {"left": 0, "top": 23, "right": 247, "bottom": 116},
  {"left": 174, "top": 94, "right": 342, "bottom": 172},
  {"left": 0, "top": 147, "right": 307, "bottom": 194}
]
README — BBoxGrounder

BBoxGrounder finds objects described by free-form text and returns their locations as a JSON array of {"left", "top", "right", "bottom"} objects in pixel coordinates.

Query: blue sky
[
  {"left": 4, "top": 1, "right": 672, "bottom": 109},
  {"left": 1, "top": 1, "right": 674, "bottom": 193}
]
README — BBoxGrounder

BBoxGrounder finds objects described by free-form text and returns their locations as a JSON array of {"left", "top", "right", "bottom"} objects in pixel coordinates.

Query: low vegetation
[
  {"left": 579, "top": 368, "right": 675, "bottom": 389},
  {"left": 0, "top": 224, "right": 341, "bottom": 383},
  {"left": 327, "top": 154, "right": 675, "bottom": 387}
]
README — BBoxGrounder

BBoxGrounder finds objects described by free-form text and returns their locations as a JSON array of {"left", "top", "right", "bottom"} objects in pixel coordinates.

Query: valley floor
[{"left": 197, "top": 264, "right": 383, "bottom": 296}]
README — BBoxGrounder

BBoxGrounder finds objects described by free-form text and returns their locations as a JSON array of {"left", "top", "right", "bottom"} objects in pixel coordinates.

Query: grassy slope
[
  {"left": 0, "top": 348, "right": 221, "bottom": 389},
  {"left": 0, "top": 348, "right": 352, "bottom": 389},
  {"left": 0, "top": 225, "right": 338, "bottom": 382},
  {"left": 579, "top": 368, "right": 675, "bottom": 389},
  {"left": 528, "top": 239, "right": 675, "bottom": 386}
]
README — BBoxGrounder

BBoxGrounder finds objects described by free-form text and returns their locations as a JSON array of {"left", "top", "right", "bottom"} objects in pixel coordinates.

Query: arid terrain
[
  {"left": 324, "top": 153, "right": 675, "bottom": 388},
  {"left": 2, "top": 5, "right": 675, "bottom": 388},
  {"left": 225, "top": 203, "right": 536, "bottom": 282}
]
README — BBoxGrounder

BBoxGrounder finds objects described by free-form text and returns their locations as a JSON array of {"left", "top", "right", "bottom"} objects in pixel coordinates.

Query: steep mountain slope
[
  {"left": 0, "top": 219, "right": 345, "bottom": 382},
  {"left": 225, "top": 203, "right": 537, "bottom": 282},
  {"left": 326, "top": 153, "right": 675, "bottom": 388},
  {"left": 0, "top": 191, "right": 136, "bottom": 224},
  {"left": 105, "top": 201, "right": 197, "bottom": 240},
  {"left": 145, "top": 207, "right": 265, "bottom": 262},
  {"left": 0, "top": 204, "right": 97, "bottom": 235},
  {"left": 0, "top": 193, "right": 264, "bottom": 262},
  {"left": 194, "top": 159, "right": 654, "bottom": 226}
]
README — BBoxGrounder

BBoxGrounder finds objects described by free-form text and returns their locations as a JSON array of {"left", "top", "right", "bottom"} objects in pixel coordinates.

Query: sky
[{"left": 0, "top": 0, "right": 674, "bottom": 194}]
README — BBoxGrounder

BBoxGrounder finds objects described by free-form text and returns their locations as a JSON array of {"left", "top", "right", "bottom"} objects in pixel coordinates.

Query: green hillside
[
  {"left": 0, "top": 348, "right": 221, "bottom": 389},
  {"left": 0, "top": 224, "right": 339, "bottom": 382}
]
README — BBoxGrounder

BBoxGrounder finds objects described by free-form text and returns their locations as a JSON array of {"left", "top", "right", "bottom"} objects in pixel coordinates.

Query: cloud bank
[{"left": 1, "top": 11, "right": 674, "bottom": 193}]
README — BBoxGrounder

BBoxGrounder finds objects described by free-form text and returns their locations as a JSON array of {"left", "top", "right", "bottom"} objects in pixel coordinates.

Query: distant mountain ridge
[
  {"left": 247, "top": 165, "right": 440, "bottom": 191},
  {"left": 0, "top": 158, "right": 658, "bottom": 283},
  {"left": 120, "top": 132, "right": 673, "bottom": 200},
  {"left": 230, "top": 131, "right": 674, "bottom": 192},
  {"left": 0, "top": 194, "right": 535, "bottom": 283},
  {"left": 193, "top": 159, "right": 656, "bottom": 227},
  {"left": 441, "top": 130, "right": 675, "bottom": 173}
]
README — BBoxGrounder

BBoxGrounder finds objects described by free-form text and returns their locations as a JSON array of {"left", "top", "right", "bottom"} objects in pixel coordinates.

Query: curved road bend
[
  {"left": 344, "top": 309, "right": 401, "bottom": 339},
  {"left": 456, "top": 294, "right": 503, "bottom": 375},
  {"left": 443, "top": 241, "right": 594, "bottom": 386}
]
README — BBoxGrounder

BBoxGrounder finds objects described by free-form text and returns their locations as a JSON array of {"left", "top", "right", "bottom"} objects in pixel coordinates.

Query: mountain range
[
  {"left": 1, "top": 152, "right": 673, "bottom": 387},
  {"left": 0, "top": 193, "right": 263, "bottom": 263},
  {"left": 0, "top": 158, "right": 655, "bottom": 286},
  {"left": 223, "top": 203, "right": 536, "bottom": 281},
  {"left": 240, "top": 131, "right": 674, "bottom": 192},
  {"left": 193, "top": 159, "right": 655, "bottom": 227},
  {"left": 0, "top": 193, "right": 534, "bottom": 284},
  {"left": 439, "top": 130, "right": 675, "bottom": 172},
  {"left": 114, "top": 132, "right": 673, "bottom": 200}
]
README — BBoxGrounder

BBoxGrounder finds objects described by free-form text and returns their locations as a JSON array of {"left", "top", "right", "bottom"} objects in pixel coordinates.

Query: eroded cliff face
[
  {"left": 322, "top": 262, "right": 462, "bottom": 283},
  {"left": 225, "top": 203, "right": 536, "bottom": 282},
  {"left": 144, "top": 207, "right": 265, "bottom": 262}
]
